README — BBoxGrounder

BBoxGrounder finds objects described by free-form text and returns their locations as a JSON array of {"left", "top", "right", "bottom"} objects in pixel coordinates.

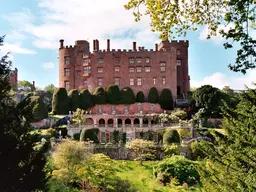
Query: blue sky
[{"left": 1, "top": 0, "right": 255, "bottom": 90}]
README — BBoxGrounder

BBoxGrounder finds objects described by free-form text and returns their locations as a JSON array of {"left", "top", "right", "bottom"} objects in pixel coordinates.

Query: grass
[
  {"left": 48, "top": 113, "right": 66, "bottom": 120},
  {"left": 114, "top": 160, "right": 203, "bottom": 192}
]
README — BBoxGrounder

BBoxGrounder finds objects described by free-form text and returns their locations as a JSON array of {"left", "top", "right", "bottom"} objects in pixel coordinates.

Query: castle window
[
  {"left": 84, "top": 66, "right": 91, "bottom": 74},
  {"left": 98, "top": 58, "right": 103, "bottom": 64},
  {"left": 83, "top": 58, "right": 90, "bottom": 65},
  {"left": 64, "top": 68, "right": 70, "bottom": 77},
  {"left": 145, "top": 67, "right": 151, "bottom": 72},
  {"left": 137, "top": 57, "right": 142, "bottom": 64},
  {"left": 97, "top": 67, "right": 103, "bottom": 73},
  {"left": 145, "top": 57, "right": 150, "bottom": 64},
  {"left": 129, "top": 57, "right": 134, "bottom": 64},
  {"left": 65, "top": 81, "right": 70, "bottom": 90},
  {"left": 98, "top": 78, "right": 103, "bottom": 86},
  {"left": 160, "top": 62, "right": 166, "bottom": 72},
  {"left": 177, "top": 59, "right": 181, "bottom": 66},
  {"left": 84, "top": 79, "right": 88, "bottom": 87},
  {"left": 137, "top": 78, "right": 142, "bottom": 86},
  {"left": 136, "top": 67, "right": 142, "bottom": 72},
  {"left": 114, "top": 66, "right": 120, "bottom": 72},
  {"left": 130, "top": 79, "right": 134, "bottom": 86},
  {"left": 177, "top": 49, "right": 181, "bottom": 55},
  {"left": 114, "top": 78, "right": 120, "bottom": 85},
  {"left": 162, "top": 77, "right": 166, "bottom": 85},
  {"left": 64, "top": 56, "right": 70, "bottom": 65},
  {"left": 153, "top": 78, "right": 156, "bottom": 85},
  {"left": 129, "top": 67, "right": 135, "bottom": 73}
]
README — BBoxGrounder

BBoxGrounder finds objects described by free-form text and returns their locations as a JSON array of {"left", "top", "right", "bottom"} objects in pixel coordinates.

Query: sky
[{"left": 1, "top": 0, "right": 255, "bottom": 90}]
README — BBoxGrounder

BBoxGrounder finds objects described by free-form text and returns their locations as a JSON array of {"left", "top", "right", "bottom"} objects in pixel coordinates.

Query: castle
[
  {"left": 9, "top": 68, "right": 18, "bottom": 90},
  {"left": 58, "top": 39, "right": 190, "bottom": 101}
]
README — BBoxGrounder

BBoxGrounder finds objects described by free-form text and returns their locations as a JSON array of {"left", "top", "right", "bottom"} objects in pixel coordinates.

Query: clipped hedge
[
  {"left": 80, "top": 89, "right": 95, "bottom": 109},
  {"left": 159, "top": 88, "right": 173, "bottom": 110},
  {"left": 52, "top": 88, "right": 70, "bottom": 115},
  {"left": 119, "top": 87, "right": 136, "bottom": 104},
  {"left": 30, "top": 96, "right": 48, "bottom": 122},
  {"left": 80, "top": 128, "right": 99, "bottom": 143},
  {"left": 93, "top": 87, "right": 106, "bottom": 105},
  {"left": 163, "top": 129, "right": 180, "bottom": 144},
  {"left": 68, "top": 89, "right": 80, "bottom": 112},
  {"left": 148, "top": 87, "right": 158, "bottom": 103},
  {"left": 136, "top": 91, "right": 145, "bottom": 103},
  {"left": 105, "top": 85, "right": 121, "bottom": 104}
]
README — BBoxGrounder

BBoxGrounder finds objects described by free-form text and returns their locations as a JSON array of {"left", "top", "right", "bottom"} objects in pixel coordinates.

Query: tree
[
  {"left": 163, "top": 129, "right": 180, "bottom": 145},
  {"left": 124, "top": 0, "right": 256, "bottom": 74},
  {"left": 79, "top": 89, "right": 94, "bottom": 110},
  {"left": 68, "top": 89, "right": 80, "bottom": 112},
  {"left": 44, "top": 84, "right": 56, "bottom": 95},
  {"left": 119, "top": 87, "right": 136, "bottom": 104},
  {"left": 0, "top": 36, "right": 50, "bottom": 191},
  {"left": 197, "top": 87, "right": 256, "bottom": 191},
  {"left": 93, "top": 87, "right": 106, "bottom": 105},
  {"left": 148, "top": 87, "right": 158, "bottom": 103},
  {"left": 52, "top": 88, "right": 70, "bottom": 115},
  {"left": 18, "top": 80, "right": 33, "bottom": 91},
  {"left": 136, "top": 91, "right": 145, "bottom": 102},
  {"left": 30, "top": 95, "right": 48, "bottom": 122},
  {"left": 126, "top": 139, "right": 156, "bottom": 165},
  {"left": 105, "top": 85, "right": 121, "bottom": 104},
  {"left": 159, "top": 88, "right": 174, "bottom": 110}
]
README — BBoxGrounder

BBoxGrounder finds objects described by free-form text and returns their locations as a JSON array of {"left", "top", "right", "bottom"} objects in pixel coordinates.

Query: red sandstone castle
[
  {"left": 9, "top": 68, "right": 18, "bottom": 90},
  {"left": 59, "top": 39, "right": 190, "bottom": 101}
]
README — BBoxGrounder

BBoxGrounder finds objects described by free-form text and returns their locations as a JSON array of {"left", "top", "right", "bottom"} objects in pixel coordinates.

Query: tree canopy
[
  {"left": 44, "top": 84, "right": 56, "bottom": 95},
  {"left": 18, "top": 80, "right": 33, "bottom": 91}
]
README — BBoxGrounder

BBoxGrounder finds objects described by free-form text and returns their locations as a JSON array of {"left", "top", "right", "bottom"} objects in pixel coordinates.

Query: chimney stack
[
  {"left": 93, "top": 40, "right": 96, "bottom": 51},
  {"left": 96, "top": 39, "right": 99, "bottom": 51},
  {"left": 133, "top": 42, "right": 137, "bottom": 51},
  {"left": 155, "top": 43, "right": 158, "bottom": 51},
  {"left": 59, "top": 39, "right": 64, "bottom": 49},
  {"left": 107, "top": 39, "right": 110, "bottom": 51}
]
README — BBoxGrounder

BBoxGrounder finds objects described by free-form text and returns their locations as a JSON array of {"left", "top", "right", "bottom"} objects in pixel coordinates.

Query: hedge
[
  {"left": 148, "top": 87, "right": 158, "bottom": 103},
  {"left": 30, "top": 96, "right": 48, "bottom": 122},
  {"left": 163, "top": 129, "right": 180, "bottom": 144},
  {"left": 159, "top": 88, "right": 174, "bottom": 110},
  {"left": 68, "top": 89, "right": 80, "bottom": 112},
  {"left": 119, "top": 87, "right": 136, "bottom": 104},
  {"left": 80, "top": 128, "right": 99, "bottom": 143},
  {"left": 79, "top": 89, "right": 95, "bottom": 109},
  {"left": 93, "top": 87, "right": 106, "bottom": 105},
  {"left": 136, "top": 91, "right": 145, "bottom": 103},
  {"left": 105, "top": 85, "right": 121, "bottom": 104},
  {"left": 52, "top": 88, "right": 70, "bottom": 115}
]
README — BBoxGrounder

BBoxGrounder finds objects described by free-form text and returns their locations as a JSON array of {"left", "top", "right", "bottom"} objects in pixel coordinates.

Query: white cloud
[
  {"left": 42, "top": 62, "right": 55, "bottom": 69},
  {"left": 1, "top": 43, "right": 36, "bottom": 54},
  {"left": 191, "top": 69, "right": 256, "bottom": 90}
]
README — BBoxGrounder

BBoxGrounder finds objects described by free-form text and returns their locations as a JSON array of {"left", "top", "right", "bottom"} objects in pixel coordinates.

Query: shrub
[
  {"left": 105, "top": 85, "right": 121, "bottom": 104},
  {"left": 148, "top": 87, "right": 158, "bottom": 103},
  {"left": 52, "top": 88, "right": 70, "bottom": 115},
  {"left": 163, "top": 129, "right": 180, "bottom": 144},
  {"left": 79, "top": 89, "right": 94, "bottom": 110},
  {"left": 177, "top": 128, "right": 192, "bottom": 139},
  {"left": 164, "top": 144, "right": 179, "bottom": 157},
  {"left": 159, "top": 88, "right": 174, "bottom": 110},
  {"left": 73, "top": 132, "right": 80, "bottom": 141},
  {"left": 80, "top": 128, "right": 99, "bottom": 143},
  {"left": 93, "top": 87, "right": 106, "bottom": 105},
  {"left": 190, "top": 141, "right": 207, "bottom": 160},
  {"left": 136, "top": 91, "right": 145, "bottom": 102},
  {"left": 172, "top": 109, "right": 187, "bottom": 120},
  {"left": 30, "top": 96, "right": 48, "bottom": 122},
  {"left": 119, "top": 87, "right": 136, "bottom": 104},
  {"left": 113, "top": 130, "right": 119, "bottom": 144},
  {"left": 154, "top": 156, "right": 200, "bottom": 186},
  {"left": 122, "top": 132, "right": 127, "bottom": 144},
  {"left": 68, "top": 89, "right": 80, "bottom": 112}
]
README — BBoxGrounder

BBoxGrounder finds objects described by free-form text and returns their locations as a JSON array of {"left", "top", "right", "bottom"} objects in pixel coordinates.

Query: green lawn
[{"left": 114, "top": 160, "right": 203, "bottom": 192}]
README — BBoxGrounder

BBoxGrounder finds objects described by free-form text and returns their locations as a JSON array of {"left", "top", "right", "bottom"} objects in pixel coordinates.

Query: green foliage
[
  {"left": 30, "top": 95, "right": 48, "bottom": 122},
  {"left": 73, "top": 133, "right": 80, "bottom": 141},
  {"left": 190, "top": 141, "right": 207, "bottom": 161},
  {"left": 68, "top": 89, "right": 80, "bottom": 112},
  {"left": 93, "top": 86, "right": 106, "bottom": 104},
  {"left": 52, "top": 88, "right": 70, "bottom": 115},
  {"left": 79, "top": 89, "right": 94, "bottom": 110},
  {"left": 136, "top": 91, "right": 145, "bottom": 102},
  {"left": 113, "top": 130, "right": 119, "bottom": 144},
  {"left": 163, "top": 129, "right": 180, "bottom": 145},
  {"left": 79, "top": 128, "right": 99, "bottom": 143},
  {"left": 44, "top": 84, "right": 56, "bottom": 95},
  {"left": 172, "top": 109, "right": 187, "bottom": 120},
  {"left": 164, "top": 144, "right": 179, "bottom": 158},
  {"left": 148, "top": 87, "right": 158, "bottom": 103},
  {"left": 18, "top": 80, "right": 33, "bottom": 91},
  {"left": 105, "top": 85, "right": 121, "bottom": 104},
  {"left": 72, "top": 108, "right": 86, "bottom": 124},
  {"left": 119, "top": 87, "right": 136, "bottom": 104},
  {"left": 159, "top": 88, "right": 173, "bottom": 110},
  {"left": 177, "top": 128, "right": 192, "bottom": 139},
  {"left": 154, "top": 156, "right": 200, "bottom": 186},
  {"left": 122, "top": 132, "right": 127, "bottom": 144}
]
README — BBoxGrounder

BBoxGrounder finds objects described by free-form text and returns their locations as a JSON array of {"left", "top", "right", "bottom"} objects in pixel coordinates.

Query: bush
[
  {"left": 172, "top": 109, "right": 187, "bottom": 120},
  {"left": 30, "top": 96, "right": 48, "bottom": 122},
  {"left": 164, "top": 144, "right": 179, "bottom": 157},
  {"left": 93, "top": 87, "right": 106, "bottom": 105},
  {"left": 136, "top": 91, "right": 145, "bottom": 102},
  {"left": 122, "top": 132, "right": 127, "bottom": 144},
  {"left": 148, "top": 87, "right": 158, "bottom": 103},
  {"left": 73, "top": 132, "right": 80, "bottom": 141},
  {"left": 119, "top": 87, "right": 136, "bottom": 104},
  {"left": 190, "top": 141, "right": 207, "bottom": 160},
  {"left": 80, "top": 128, "right": 99, "bottom": 143},
  {"left": 68, "top": 89, "right": 80, "bottom": 112},
  {"left": 52, "top": 88, "right": 70, "bottom": 115},
  {"left": 154, "top": 156, "right": 200, "bottom": 186},
  {"left": 105, "top": 85, "right": 121, "bottom": 104},
  {"left": 177, "top": 128, "right": 192, "bottom": 139},
  {"left": 79, "top": 89, "right": 94, "bottom": 110},
  {"left": 159, "top": 88, "right": 174, "bottom": 110},
  {"left": 113, "top": 130, "right": 119, "bottom": 144},
  {"left": 163, "top": 129, "right": 180, "bottom": 144}
]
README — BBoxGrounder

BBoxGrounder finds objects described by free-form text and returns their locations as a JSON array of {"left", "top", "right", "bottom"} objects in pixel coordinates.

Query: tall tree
[
  {"left": 0, "top": 36, "right": 49, "bottom": 191},
  {"left": 18, "top": 80, "right": 33, "bottom": 91},
  {"left": 124, "top": 0, "right": 256, "bottom": 73},
  {"left": 44, "top": 84, "right": 56, "bottom": 95}
]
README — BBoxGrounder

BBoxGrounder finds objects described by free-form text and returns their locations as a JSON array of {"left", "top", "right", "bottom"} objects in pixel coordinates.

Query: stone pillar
[
  {"left": 148, "top": 120, "right": 152, "bottom": 128},
  {"left": 114, "top": 118, "right": 118, "bottom": 128},
  {"left": 139, "top": 118, "right": 143, "bottom": 128}
]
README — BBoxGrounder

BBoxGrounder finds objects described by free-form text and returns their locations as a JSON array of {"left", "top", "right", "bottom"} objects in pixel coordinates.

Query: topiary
[
  {"left": 52, "top": 88, "right": 70, "bottom": 115},
  {"left": 122, "top": 132, "right": 127, "bottom": 144},
  {"left": 30, "top": 96, "right": 48, "bottom": 122},
  {"left": 79, "top": 89, "right": 95, "bottom": 109},
  {"left": 119, "top": 87, "right": 136, "bottom": 104},
  {"left": 163, "top": 129, "right": 180, "bottom": 144},
  {"left": 159, "top": 88, "right": 173, "bottom": 110},
  {"left": 113, "top": 130, "right": 119, "bottom": 144},
  {"left": 73, "top": 132, "right": 80, "bottom": 141},
  {"left": 148, "top": 87, "right": 158, "bottom": 103},
  {"left": 105, "top": 85, "right": 121, "bottom": 104},
  {"left": 68, "top": 89, "right": 80, "bottom": 112},
  {"left": 80, "top": 128, "right": 99, "bottom": 143},
  {"left": 93, "top": 87, "right": 106, "bottom": 105},
  {"left": 136, "top": 91, "right": 145, "bottom": 103}
]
